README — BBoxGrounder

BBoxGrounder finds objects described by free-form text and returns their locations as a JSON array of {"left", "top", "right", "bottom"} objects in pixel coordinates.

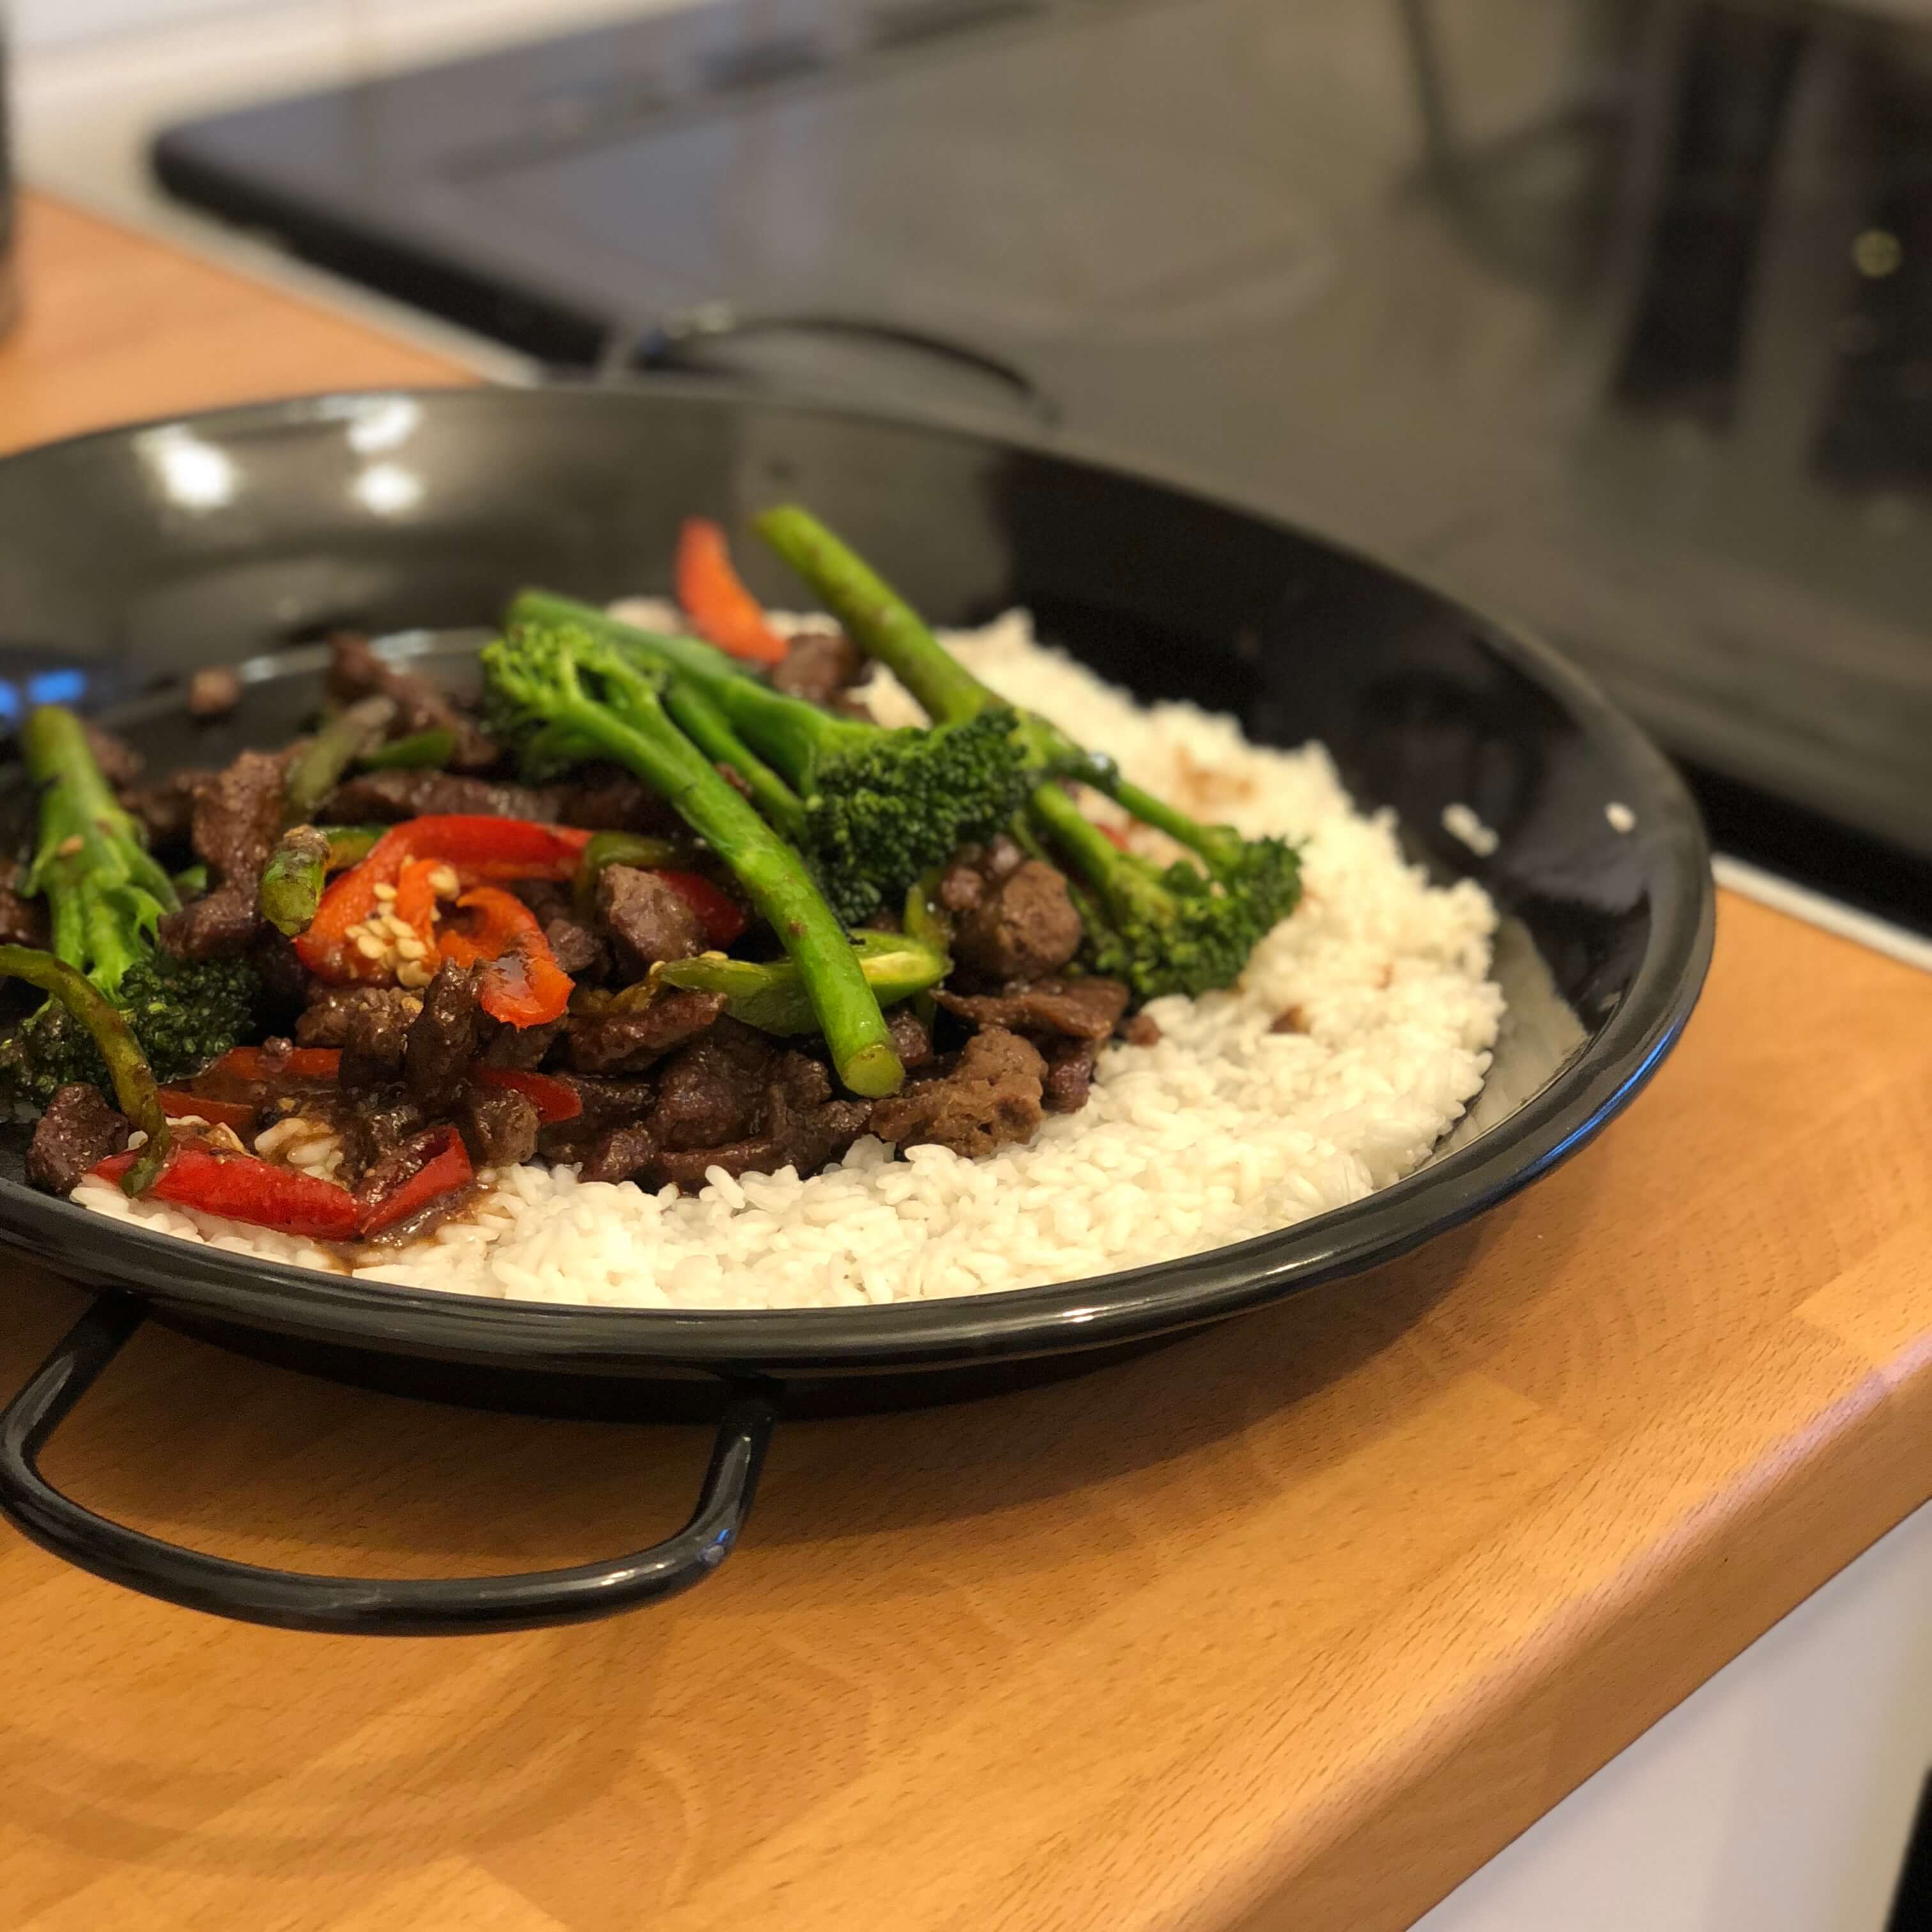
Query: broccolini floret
[
  {"left": 752, "top": 507, "right": 1303, "bottom": 1004},
  {"left": 480, "top": 620, "right": 906, "bottom": 1098},
  {"left": 508, "top": 590, "right": 1033, "bottom": 926},
  {"left": 0, "top": 707, "right": 260, "bottom": 1102}
]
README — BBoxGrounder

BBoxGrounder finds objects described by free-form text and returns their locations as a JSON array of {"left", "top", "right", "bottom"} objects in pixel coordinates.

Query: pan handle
[
  {"left": 0, "top": 1296, "right": 776, "bottom": 1636},
  {"left": 594, "top": 307, "right": 1059, "bottom": 424}
]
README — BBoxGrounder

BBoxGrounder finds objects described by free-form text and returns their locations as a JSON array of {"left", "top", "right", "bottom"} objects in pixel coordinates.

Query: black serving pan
[{"left": 0, "top": 385, "right": 1711, "bottom": 1634}]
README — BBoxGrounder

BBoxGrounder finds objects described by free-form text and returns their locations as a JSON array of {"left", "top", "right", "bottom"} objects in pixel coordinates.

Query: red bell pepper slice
[
  {"left": 155, "top": 1089, "right": 259, "bottom": 1133},
  {"left": 359, "top": 1126, "right": 475, "bottom": 1235},
  {"left": 391, "top": 856, "right": 445, "bottom": 950},
  {"left": 652, "top": 868, "right": 748, "bottom": 948},
  {"left": 471, "top": 1066, "right": 583, "bottom": 1123},
  {"left": 438, "top": 887, "right": 575, "bottom": 1027},
  {"left": 93, "top": 1146, "right": 363, "bottom": 1241},
  {"left": 675, "top": 518, "right": 789, "bottom": 665},
  {"left": 296, "top": 816, "right": 593, "bottom": 982},
  {"left": 198, "top": 1046, "right": 344, "bottom": 1088}
]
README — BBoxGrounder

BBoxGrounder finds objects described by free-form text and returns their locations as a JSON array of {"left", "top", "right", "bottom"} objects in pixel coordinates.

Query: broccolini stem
[
  {"left": 511, "top": 587, "right": 888, "bottom": 786},
  {"left": 282, "top": 694, "right": 396, "bottom": 824},
  {"left": 508, "top": 591, "right": 749, "bottom": 689},
  {"left": 520, "top": 655, "right": 903, "bottom": 1098},
  {"left": 1102, "top": 776, "right": 1239, "bottom": 876},
  {"left": 22, "top": 707, "right": 181, "bottom": 993},
  {"left": 654, "top": 928, "right": 947, "bottom": 1036},
  {"left": 258, "top": 827, "right": 334, "bottom": 937},
  {"left": 662, "top": 680, "right": 808, "bottom": 841},
  {"left": 358, "top": 726, "right": 454, "bottom": 770},
  {"left": 1026, "top": 782, "right": 1140, "bottom": 919},
  {"left": 753, "top": 506, "right": 995, "bottom": 725},
  {"left": 0, "top": 944, "right": 171, "bottom": 1194},
  {"left": 258, "top": 824, "right": 388, "bottom": 937}
]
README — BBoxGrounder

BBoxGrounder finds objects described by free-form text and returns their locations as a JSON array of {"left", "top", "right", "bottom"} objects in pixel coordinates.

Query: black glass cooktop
[{"left": 153, "top": 0, "right": 1932, "bottom": 924}]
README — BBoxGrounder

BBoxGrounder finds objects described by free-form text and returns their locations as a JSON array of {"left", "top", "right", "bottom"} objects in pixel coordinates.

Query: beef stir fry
[{"left": 1, "top": 511, "right": 1300, "bottom": 1250}]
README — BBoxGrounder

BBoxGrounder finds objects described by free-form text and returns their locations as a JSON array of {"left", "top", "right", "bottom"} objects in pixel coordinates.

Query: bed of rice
[{"left": 73, "top": 612, "right": 1505, "bottom": 1309}]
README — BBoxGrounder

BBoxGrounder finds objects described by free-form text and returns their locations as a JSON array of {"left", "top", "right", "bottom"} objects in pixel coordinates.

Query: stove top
[{"left": 151, "top": 0, "right": 1932, "bottom": 922}]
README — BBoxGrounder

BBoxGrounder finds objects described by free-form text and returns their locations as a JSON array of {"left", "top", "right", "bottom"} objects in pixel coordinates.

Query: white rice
[{"left": 73, "top": 612, "right": 1505, "bottom": 1308}]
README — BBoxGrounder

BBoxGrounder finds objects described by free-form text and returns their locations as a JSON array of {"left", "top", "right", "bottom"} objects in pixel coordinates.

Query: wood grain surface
[{"left": 2, "top": 195, "right": 1931, "bottom": 1932}]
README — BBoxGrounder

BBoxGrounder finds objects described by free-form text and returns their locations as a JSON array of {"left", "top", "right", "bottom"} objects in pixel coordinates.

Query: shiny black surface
[
  {"left": 0, "top": 1298, "right": 774, "bottom": 1635},
  {"left": 151, "top": 0, "right": 1932, "bottom": 896},
  {"left": 0, "top": 383, "right": 1712, "bottom": 1391}
]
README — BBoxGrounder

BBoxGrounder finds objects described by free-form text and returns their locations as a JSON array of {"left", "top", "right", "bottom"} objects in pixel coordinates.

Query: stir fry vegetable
[
  {"left": 0, "top": 707, "right": 258, "bottom": 1101},
  {"left": 258, "top": 824, "right": 386, "bottom": 937},
  {"left": 675, "top": 516, "right": 789, "bottom": 664},
  {"left": 436, "top": 886, "right": 576, "bottom": 1026},
  {"left": 481, "top": 620, "right": 906, "bottom": 1098},
  {"left": 0, "top": 945, "right": 171, "bottom": 1193},
  {"left": 95, "top": 1142, "right": 363, "bottom": 1237},
  {"left": 295, "top": 815, "right": 590, "bottom": 991},
  {"left": 754, "top": 507, "right": 1303, "bottom": 1002},
  {"left": 282, "top": 694, "right": 396, "bottom": 822},
  {"left": 507, "top": 588, "right": 1031, "bottom": 926},
  {"left": 656, "top": 928, "right": 947, "bottom": 1036}
]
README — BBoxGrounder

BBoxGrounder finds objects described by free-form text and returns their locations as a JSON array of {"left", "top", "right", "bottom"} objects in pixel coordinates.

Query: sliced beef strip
[
  {"left": 511, "top": 879, "right": 573, "bottom": 923},
  {"left": 332, "top": 1092, "right": 429, "bottom": 1185},
  {"left": 598, "top": 864, "right": 704, "bottom": 976},
  {"left": 544, "top": 916, "right": 603, "bottom": 978},
  {"left": 536, "top": 1072, "right": 659, "bottom": 1165},
  {"left": 0, "top": 859, "right": 48, "bottom": 949},
  {"left": 483, "top": 1015, "right": 566, "bottom": 1071},
  {"left": 346, "top": 1121, "right": 479, "bottom": 1244},
  {"left": 320, "top": 769, "right": 562, "bottom": 825},
  {"left": 935, "top": 976, "right": 1130, "bottom": 1043},
  {"left": 27, "top": 1084, "right": 130, "bottom": 1193},
  {"left": 952, "top": 858, "right": 1083, "bottom": 983},
  {"left": 189, "top": 747, "right": 291, "bottom": 886},
  {"left": 1042, "top": 1039, "right": 1100, "bottom": 1115},
  {"left": 328, "top": 631, "right": 498, "bottom": 770},
  {"left": 652, "top": 1050, "right": 871, "bottom": 1192},
  {"left": 886, "top": 1006, "right": 934, "bottom": 1072},
  {"left": 937, "top": 833, "right": 1028, "bottom": 910},
  {"left": 404, "top": 961, "right": 483, "bottom": 1101},
  {"left": 249, "top": 930, "right": 312, "bottom": 1011},
  {"left": 769, "top": 627, "right": 864, "bottom": 707},
  {"left": 648, "top": 1020, "right": 775, "bottom": 1151},
  {"left": 158, "top": 885, "right": 259, "bottom": 962},
  {"left": 578, "top": 1123, "right": 659, "bottom": 1184},
  {"left": 870, "top": 1027, "right": 1045, "bottom": 1161},
  {"left": 565, "top": 988, "right": 725, "bottom": 1074},
  {"left": 160, "top": 747, "right": 295, "bottom": 960},
  {"left": 457, "top": 1085, "right": 540, "bottom": 1168},
  {"left": 553, "top": 769, "right": 680, "bottom": 836},
  {"left": 296, "top": 986, "right": 423, "bottom": 1067},
  {"left": 562, "top": 1074, "right": 661, "bottom": 1129},
  {"left": 122, "top": 770, "right": 206, "bottom": 849}
]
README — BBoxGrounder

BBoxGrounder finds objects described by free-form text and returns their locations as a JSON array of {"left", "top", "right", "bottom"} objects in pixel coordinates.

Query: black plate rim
[{"left": 0, "top": 382, "right": 1715, "bottom": 1374}]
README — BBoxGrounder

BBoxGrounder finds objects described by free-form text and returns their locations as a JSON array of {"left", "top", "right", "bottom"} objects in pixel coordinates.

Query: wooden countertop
[{"left": 3, "top": 195, "right": 1930, "bottom": 1932}]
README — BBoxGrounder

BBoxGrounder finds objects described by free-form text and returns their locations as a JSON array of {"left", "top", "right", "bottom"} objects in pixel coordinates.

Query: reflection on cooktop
[{"left": 151, "top": 0, "right": 1932, "bottom": 915}]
